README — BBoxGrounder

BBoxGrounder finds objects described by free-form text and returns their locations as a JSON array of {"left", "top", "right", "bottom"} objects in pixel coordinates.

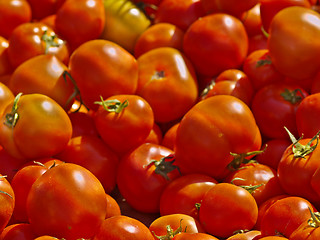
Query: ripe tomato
[
  {"left": 68, "top": 111, "right": 99, "bottom": 138},
  {"left": 100, "top": 0, "right": 151, "bottom": 54},
  {"left": 290, "top": 209, "right": 320, "bottom": 240},
  {"left": 0, "top": 223, "right": 36, "bottom": 240},
  {"left": 7, "top": 22, "right": 69, "bottom": 69},
  {"left": 134, "top": 22, "right": 184, "bottom": 58},
  {"left": 175, "top": 95, "right": 261, "bottom": 180},
  {"left": 0, "top": 82, "right": 14, "bottom": 118},
  {"left": 68, "top": 39, "right": 138, "bottom": 110},
  {"left": 198, "top": 183, "right": 259, "bottom": 239},
  {"left": 0, "top": 37, "right": 13, "bottom": 77},
  {"left": 144, "top": 122, "right": 163, "bottom": 145},
  {"left": 0, "top": 175, "right": 14, "bottom": 233},
  {"left": 240, "top": 3, "right": 263, "bottom": 37},
  {"left": 173, "top": 232, "right": 219, "bottom": 240},
  {"left": 136, "top": 47, "right": 198, "bottom": 123},
  {"left": 159, "top": 173, "right": 217, "bottom": 220},
  {"left": 116, "top": 143, "right": 179, "bottom": 213},
  {"left": 247, "top": 33, "right": 268, "bottom": 54},
  {"left": 0, "top": 93, "right": 72, "bottom": 160},
  {"left": 26, "top": 0, "right": 65, "bottom": 20},
  {"left": 268, "top": 6, "right": 320, "bottom": 80},
  {"left": 226, "top": 230, "right": 262, "bottom": 240},
  {"left": 27, "top": 163, "right": 107, "bottom": 239},
  {"left": 93, "top": 215, "right": 155, "bottom": 240},
  {"left": 161, "top": 122, "right": 179, "bottom": 150},
  {"left": 34, "top": 236, "right": 59, "bottom": 240},
  {"left": 55, "top": 0, "right": 105, "bottom": 52},
  {"left": 93, "top": 94, "right": 154, "bottom": 155},
  {"left": 105, "top": 193, "right": 121, "bottom": 219},
  {"left": 9, "top": 55, "right": 74, "bottom": 109},
  {"left": 0, "top": 0, "right": 32, "bottom": 39},
  {"left": 183, "top": 13, "right": 248, "bottom": 77}
]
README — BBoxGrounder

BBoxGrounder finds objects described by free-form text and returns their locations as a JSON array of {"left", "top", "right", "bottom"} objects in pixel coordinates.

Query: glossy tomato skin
[
  {"left": 68, "top": 39, "right": 138, "bottom": 111},
  {"left": 0, "top": 82, "right": 14, "bottom": 117},
  {"left": 199, "top": 183, "right": 259, "bottom": 239},
  {"left": 136, "top": 47, "right": 198, "bottom": 123},
  {"left": 175, "top": 95, "right": 262, "bottom": 180},
  {"left": 268, "top": 6, "right": 320, "bottom": 80},
  {"left": 0, "top": 93, "right": 72, "bottom": 160},
  {"left": 116, "top": 143, "right": 179, "bottom": 213},
  {"left": 0, "top": 223, "right": 36, "bottom": 240},
  {"left": 0, "top": 37, "right": 13, "bottom": 77},
  {"left": 93, "top": 215, "right": 155, "bottom": 240},
  {"left": 173, "top": 232, "right": 219, "bottom": 240},
  {"left": 0, "top": 175, "right": 15, "bottom": 233},
  {"left": 240, "top": 3, "right": 263, "bottom": 37},
  {"left": 226, "top": 230, "right": 262, "bottom": 240},
  {"left": 7, "top": 22, "right": 69, "bottom": 69},
  {"left": 183, "top": 13, "right": 248, "bottom": 77},
  {"left": 26, "top": 0, "right": 65, "bottom": 20},
  {"left": 27, "top": 163, "right": 108, "bottom": 239}
]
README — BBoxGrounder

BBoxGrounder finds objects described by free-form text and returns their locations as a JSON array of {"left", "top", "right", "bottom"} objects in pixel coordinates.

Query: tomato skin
[
  {"left": 183, "top": 13, "right": 248, "bottom": 77},
  {"left": 68, "top": 111, "right": 99, "bottom": 138},
  {"left": 290, "top": 210, "right": 320, "bottom": 240},
  {"left": 175, "top": 95, "right": 261, "bottom": 180},
  {"left": 105, "top": 193, "right": 121, "bottom": 219},
  {"left": 136, "top": 47, "right": 198, "bottom": 123},
  {"left": 0, "top": 93, "right": 73, "bottom": 160},
  {"left": 0, "top": 82, "right": 14, "bottom": 118},
  {"left": 27, "top": 163, "right": 107, "bottom": 239},
  {"left": 161, "top": 122, "right": 179, "bottom": 150},
  {"left": 7, "top": 22, "right": 69, "bottom": 69},
  {"left": 68, "top": 39, "right": 138, "bottom": 111},
  {"left": 268, "top": 6, "right": 320, "bottom": 80},
  {"left": 173, "top": 232, "right": 219, "bottom": 240},
  {"left": 199, "top": 183, "right": 258, "bottom": 239},
  {"left": 0, "top": 0, "right": 32, "bottom": 39},
  {"left": 240, "top": 3, "right": 263, "bottom": 37},
  {"left": 0, "top": 37, "right": 13, "bottom": 77},
  {"left": 0, "top": 175, "right": 15, "bottom": 233},
  {"left": 226, "top": 230, "right": 262, "bottom": 240},
  {"left": 26, "top": 0, "right": 65, "bottom": 20},
  {"left": 0, "top": 223, "right": 36, "bottom": 240},
  {"left": 93, "top": 215, "right": 155, "bottom": 240}
]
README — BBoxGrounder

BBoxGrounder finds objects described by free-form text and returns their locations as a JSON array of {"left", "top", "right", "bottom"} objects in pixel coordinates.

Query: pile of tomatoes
[{"left": 1, "top": 0, "right": 320, "bottom": 239}]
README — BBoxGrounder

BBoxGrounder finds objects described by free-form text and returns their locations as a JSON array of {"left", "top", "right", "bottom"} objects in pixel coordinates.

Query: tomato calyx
[
  {"left": 151, "top": 70, "right": 166, "bottom": 80},
  {"left": 256, "top": 56, "right": 272, "bottom": 68},
  {"left": 135, "top": 1, "right": 158, "bottom": 20},
  {"left": 231, "top": 177, "right": 264, "bottom": 194},
  {"left": 4, "top": 92, "right": 22, "bottom": 128},
  {"left": 41, "top": 30, "right": 64, "bottom": 54},
  {"left": 280, "top": 88, "right": 304, "bottom": 104},
  {"left": 0, "top": 175, "right": 13, "bottom": 199},
  {"left": 308, "top": 207, "right": 320, "bottom": 228},
  {"left": 145, "top": 154, "right": 181, "bottom": 180},
  {"left": 285, "top": 127, "right": 320, "bottom": 158},
  {"left": 95, "top": 96, "right": 129, "bottom": 113},
  {"left": 200, "top": 78, "right": 216, "bottom": 99},
  {"left": 152, "top": 219, "right": 186, "bottom": 240}
]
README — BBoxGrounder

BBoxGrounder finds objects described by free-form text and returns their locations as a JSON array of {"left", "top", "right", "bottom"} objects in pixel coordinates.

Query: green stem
[
  {"left": 94, "top": 96, "right": 129, "bottom": 113},
  {"left": 4, "top": 92, "right": 22, "bottom": 128}
]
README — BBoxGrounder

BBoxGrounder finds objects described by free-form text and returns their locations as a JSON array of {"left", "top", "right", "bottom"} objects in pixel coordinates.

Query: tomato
[
  {"left": 0, "top": 223, "right": 36, "bottom": 240},
  {"left": 247, "top": 33, "right": 268, "bottom": 54},
  {"left": 258, "top": 237, "right": 288, "bottom": 240},
  {"left": 27, "top": 163, "right": 107, "bottom": 239},
  {"left": 55, "top": 0, "right": 105, "bottom": 52},
  {"left": 0, "top": 37, "right": 13, "bottom": 77},
  {"left": 40, "top": 14, "right": 57, "bottom": 33},
  {"left": 93, "top": 94, "right": 154, "bottom": 155},
  {"left": 290, "top": 209, "right": 320, "bottom": 240},
  {"left": 0, "top": 93, "right": 72, "bottom": 160},
  {"left": 68, "top": 111, "right": 98, "bottom": 137},
  {"left": 26, "top": 0, "right": 65, "bottom": 20},
  {"left": 134, "top": 22, "right": 184, "bottom": 58},
  {"left": 93, "top": 215, "right": 155, "bottom": 240},
  {"left": 0, "top": 0, "right": 32, "bottom": 39},
  {"left": 144, "top": 122, "right": 163, "bottom": 145},
  {"left": 55, "top": 135, "right": 119, "bottom": 193},
  {"left": 136, "top": 47, "right": 198, "bottom": 123},
  {"left": 295, "top": 92, "right": 320, "bottom": 138},
  {"left": 159, "top": 173, "right": 217, "bottom": 220},
  {"left": 149, "top": 213, "right": 205, "bottom": 238},
  {"left": 100, "top": 0, "right": 151, "bottom": 54},
  {"left": 116, "top": 143, "right": 180, "bottom": 213},
  {"left": 9, "top": 55, "right": 75, "bottom": 109},
  {"left": 175, "top": 95, "right": 261, "bottom": 180},
  {"left": 259, "top": 0, "right": 311, "bottom": 32},
  {"left": 0, "top": 82, "right": 14, "bottom": 118},
  {"left": 161, "top": 122, "right": 179, "bottom": 150},
  {"left": 34, "top": 236, "right": 59, "bottom": 240},
  {"left": 240, "top": 3, "right": 263, "bottom": 37},
  {"left": 183, "top": 13, "right": 248, "bottom": 77},
  {"left": 277, "top": 131, "right": 320, "bottom": 204},
  {"left": 250, "top": 82, "right": 308, "bottom": 140},
  {"left": 68, "top": 39, "right": 138, "bottom": 110},
  {"left": 200, "top": 69, "right": 254, "bottom": 106},
  {"left": 154, "top": 0, "right": 206, "bottom": 31},
  {"left": 0, "top": 175, "right": 14, "bottom": 233},
  {"left": 0, "top": 146, "right": 26, "bottom": 182},
  {"left": 268, "top": 6, "right": 320, "bottom": 80},
  {"left": 242, "top": 49, "right": 285, "bottom": 91},
  {"left": 105, "top": 193, "right": 121, "bottom": 219},
  {"left": 7, "top": 22, "right": 69, "bottom": 69},
  {"left": 259, "top": 196, "right": 315, "bottom": 238},
  {"left": 226, "top": 230, "right": 262, "bottom": 240},
  {"left": 172, "top": 232, "right": 219, "bottom": 240},
  {"left": 198, "top": 183, "right": 259, "bottom": 239}
]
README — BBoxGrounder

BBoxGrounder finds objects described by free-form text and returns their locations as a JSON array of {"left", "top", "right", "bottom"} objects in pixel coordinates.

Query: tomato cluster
[{"left": 1, "top": 0, "right": 320, "bottom": 239}]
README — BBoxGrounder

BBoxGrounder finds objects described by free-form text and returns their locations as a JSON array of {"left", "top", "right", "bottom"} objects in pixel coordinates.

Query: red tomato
[
  {"left": 27, "top": 163, "right": 107, "bottom": 239},
  {"left": 199, "top": 183, "right": 259, "bottom": 239},
  {"left": 0, "top": 0, "right": 32, "bottom": 39},
  {"left": 93, "top": 94, "right": 154, "bottom": 155},
  {"left": 0, "top": 175, "right": 14, "bottom": 233},
  {"left": 0, "top": 82, "right": 14, "bottom": 118},
  {"left": 134, "top": 22, "right": 185, "bottom": 58},
  {"left": 226, "top": 230, "right": 262, "bottom": 240},
  {"left": 93, "top": 215, "right": 155, "bottom": 240},
  {"left": 26, "top": 0, "right": 65, "bottom": 20},
  {"left": 290, "top": 209, "right": 320, "bottom": 240},
  {"left": 0, "top": 223, "right": 36, "bottom": 240},
  {"left": 154, "top": 0, "right": 206, "bottom": 31},
  {"left": 116, "top": 143, "right": 179, "bottom": 213},
  {"left": 183, "top": 13, "right": 248, "bottom": 77},
  {"left": 0, "top": 93, "right": 72, "bottom": 160},
  {"left": 34, "top": 236, "right": 59, "bottom": 240},
  {"left": 136, "top": 47, "right": 198, "bottom": 123},
  {"left": 105, "top": 193, "right": 121, "bottom": 219},
  {"left": 268, "top": 6, "right": 320, "bottom": 80},
  {"left": 295, "top": 92, "right": 320, "bottom": 138},
  {"left": 68, "top": 39, "right": 138, "bottom": 110},
  {"left": 55, "top": 0, "right": 105, "bottom": 52},
  {"left": 173, "top": 232, "right": 219, "bottom": 240},
  {"left": 247, "top": 33, "right": 268, "bottom": 54},
  {"left": 68, "top": 111, "right": 99, "bottom": 138},
  {"left": 175, "top": 95, "right": 261, "bottom": 180},
  {"left": 161, "top": 122, "right": 179, "bottom": 150},
  {"left": 55, "top": 135, "right": 119, "bottom": 193},
  {"left": 240, "top": 3, "right": 263, "bottom": 37},
  {"left": 144, "top": 123, "right": 163, "bottom": 145},
  {"left": 40, "top": 14, "right": 57, "bottom": 33},
  {"left": 0, "top": 37, "right": 13, "bottom": 77},
  {"left": 159, "top": 173, "right": 217, "bottom": 220},
  {"left": 7, "top": 22, "right": 69, "bottom": 69}
]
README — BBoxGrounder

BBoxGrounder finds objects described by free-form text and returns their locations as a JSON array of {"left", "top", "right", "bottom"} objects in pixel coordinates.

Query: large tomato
[
  {"left": 26, "top": 163, "right": 107, "bottom": 239},
  {"left": 183, "top": 12, "right": 248, "bottom": 77},
  {"left": 268, "top": 6, "right": 320, "bottom": 80},
  {"left": 174, "top": 95, "right": 262, "bottom": 180}
]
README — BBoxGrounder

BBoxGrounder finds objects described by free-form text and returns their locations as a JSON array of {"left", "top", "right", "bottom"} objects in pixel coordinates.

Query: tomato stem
[
  {"left": 41, "top": 30, "right": 63, "bottom": 54},
  {"left": 280, "top": 88, "right": 304, "bottom": 104},
  {"left": 4, "top": 92, "right": 22, "bottom": 128},
  {"left": 152, "top": 219, "right": 185, "bottom": 240},
  {"left": 308, "top": 207, "right": 320, "bottom": 228},
  {"left": 0, "top": 190, "right": 13, "bottom": 199},
  {"left": 94, "top": 96, "right": 129, "bottom": 113}
]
